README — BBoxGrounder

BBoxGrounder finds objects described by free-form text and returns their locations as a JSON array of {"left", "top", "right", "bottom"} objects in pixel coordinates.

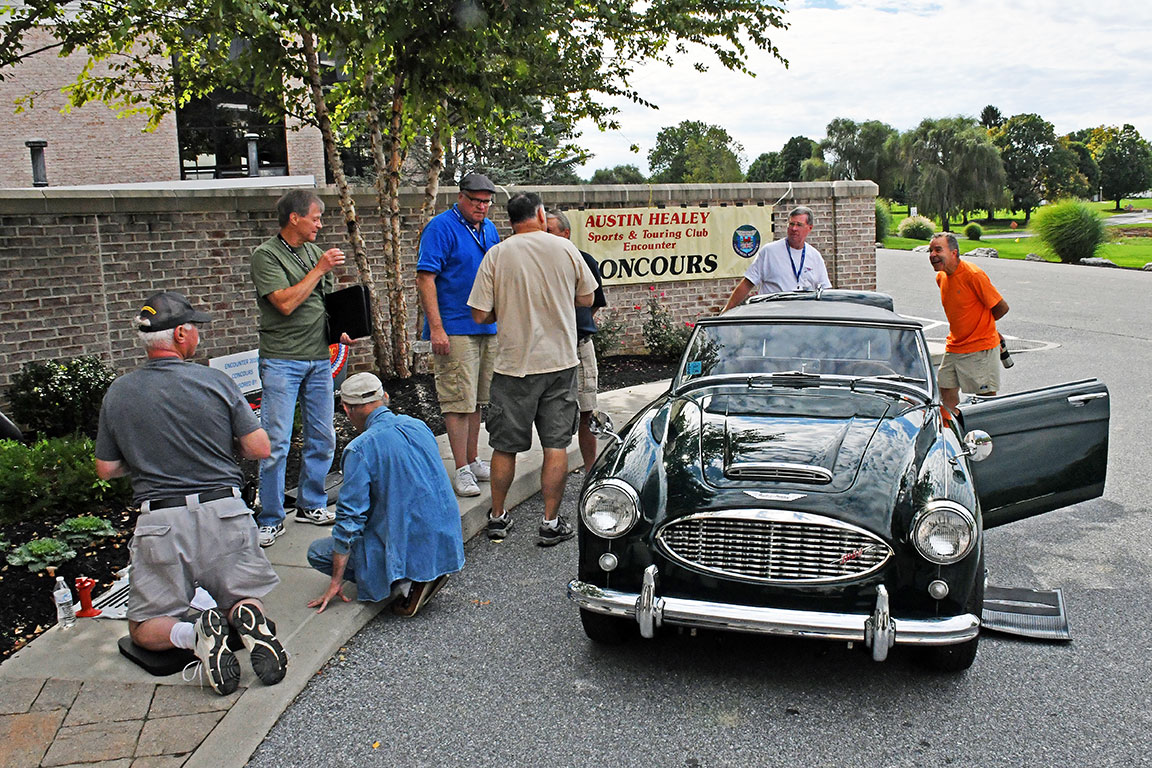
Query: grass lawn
[
  {"left": 885, "top": 198, "right": 1151, "bottom": 234},
  {"left": 881, "top": 235, "right": 1152, "bottom": 269},
  {"left": 1087, "top": 198, "right": 1152, "bottom": 217}
]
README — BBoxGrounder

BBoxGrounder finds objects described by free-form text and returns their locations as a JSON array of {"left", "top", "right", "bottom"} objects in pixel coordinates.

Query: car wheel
[
  {"left": 580, "top": 609, "right": 637, "bottom": 644},
  {"left": 920, "top": 559, "right": 985, "bottom": 673}
]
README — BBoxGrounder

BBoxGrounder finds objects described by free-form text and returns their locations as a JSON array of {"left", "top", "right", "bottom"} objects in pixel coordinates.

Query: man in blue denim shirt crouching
[{"left": 307, "top": 373, "right": 465, "bottom": 617}]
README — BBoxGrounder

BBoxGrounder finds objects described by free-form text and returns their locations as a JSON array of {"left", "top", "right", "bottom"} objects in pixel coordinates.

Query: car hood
[{"left": 652, "top": 386, "right": 931, "bottom": 525}]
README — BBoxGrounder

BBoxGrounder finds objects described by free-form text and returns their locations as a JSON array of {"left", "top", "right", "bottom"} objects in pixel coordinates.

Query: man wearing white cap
[{"left": 307, "top": 372, "right": 465, "bottom": 616}]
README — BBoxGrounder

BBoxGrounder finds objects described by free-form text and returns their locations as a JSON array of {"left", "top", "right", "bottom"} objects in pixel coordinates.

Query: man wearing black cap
[
  {"left": 95, "top": 291, "right": 288, "bottom": 696},
  {"left": 416, "top": 173, "right": 501, "bottom": 499}
]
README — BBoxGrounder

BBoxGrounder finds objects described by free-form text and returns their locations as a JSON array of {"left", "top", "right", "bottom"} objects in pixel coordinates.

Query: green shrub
[
  {"left": 56, "top": 515, "right": 117, "bottom": 545},
  {"left": 0, "top": 437, "right": 131, "bottom": 525},
  {"left": 1033, "top": 200, "right": 1105, "bottom": 263},
  {"left": 964, "top": 222, "right": 983, "bottom": 240},
  {"left": 6, "top": 537, "right": 77, "bottom": 572},
  {"left": 875, "top": 199, "right": 891, "bottom": 242},
  {"left": 641, "top": 288, "right": 694, "bottom": 361},
  {"left": 897, "top": 215, "right": 936, "bottom": 240},
  {"left": 8, "top": 356, "right": 117, "bottom": 438},
  {"left": 592, "top": 310, "right": 626, "bottom": 359}
]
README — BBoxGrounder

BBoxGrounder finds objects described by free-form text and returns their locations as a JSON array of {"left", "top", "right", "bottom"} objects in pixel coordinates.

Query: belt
[{"left": 144, "top": 487, "right": 238, "bottom": 511}]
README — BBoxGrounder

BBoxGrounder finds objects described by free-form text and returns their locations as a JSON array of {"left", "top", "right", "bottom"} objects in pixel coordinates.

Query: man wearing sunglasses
[{"left": 416, "top": 173, "right": 501, "bottom": 498}]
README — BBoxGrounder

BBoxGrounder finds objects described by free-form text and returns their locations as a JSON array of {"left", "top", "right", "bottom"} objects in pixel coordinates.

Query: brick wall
[
  {"left": 0, "top": 28, "right": 181, "bottom": 188},
  {"left": 0, "top": 181, "right": 877, "bottom": 400},
  {"left": 0, "top": 30, "right": 328, "bottom": 188}
]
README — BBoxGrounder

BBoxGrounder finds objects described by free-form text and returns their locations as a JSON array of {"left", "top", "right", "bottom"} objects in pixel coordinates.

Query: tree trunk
[
  {"left": 383, "top": 69, "right": 411, "bottom": 378},
  {"left": 414, "top": 107, "right": 446, "bottom": 349},
  {"left": 301, "top": 30, "right": 390, "bottom": 378}
]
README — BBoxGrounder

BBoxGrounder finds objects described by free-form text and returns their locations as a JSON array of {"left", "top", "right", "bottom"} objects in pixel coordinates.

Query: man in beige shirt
[{"left": 468, "top": 192, "right": 597, "bottom": 546}]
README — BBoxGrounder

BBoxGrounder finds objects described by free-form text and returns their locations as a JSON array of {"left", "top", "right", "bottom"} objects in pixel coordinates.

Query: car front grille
[{"left": 655, "top": 510, "right": 891, "bottom": 584}]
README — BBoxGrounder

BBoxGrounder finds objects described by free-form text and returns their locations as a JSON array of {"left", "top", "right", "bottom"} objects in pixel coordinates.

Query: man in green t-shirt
[{"left": 249, "top": 190, "right": 347, "bottom": 547}]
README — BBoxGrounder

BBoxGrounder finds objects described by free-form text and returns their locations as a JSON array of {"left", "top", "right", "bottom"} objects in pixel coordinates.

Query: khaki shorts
[
  {"left": 433, "top": 334, "right": 495, "bottom": 413},
  {"left": 487, "top": 368, "right": 579, "bottom": 453},
  {"left": 937, "top": 346, "right": 1000, "bottom": 395},
  {"left": 127, "top": 495, "right": 279, "bottom": 621},
  {"left": 576, "top": 337, "right": 598, "bottom": 413}
]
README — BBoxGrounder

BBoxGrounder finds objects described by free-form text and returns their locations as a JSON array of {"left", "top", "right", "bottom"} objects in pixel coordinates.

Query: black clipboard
[{"left": 324, "top": 284, "right": 372, "bottom": 344}]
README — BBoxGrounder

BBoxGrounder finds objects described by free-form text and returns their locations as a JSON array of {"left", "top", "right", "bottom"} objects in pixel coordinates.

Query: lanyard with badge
[
  {"left": 786, "top": 243, "right": 806, "bottom": 289},
  {"left": 277, "top": 235, "right": 314, "bottom": 273},
  {"left": 451, "top": 205, "right": 489, "bottom": 251}
]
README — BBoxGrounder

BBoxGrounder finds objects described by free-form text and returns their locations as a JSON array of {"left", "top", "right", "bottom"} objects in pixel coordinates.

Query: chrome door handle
[{"left": 1067, "top": 393, "right": 1107, "bottom": 407}]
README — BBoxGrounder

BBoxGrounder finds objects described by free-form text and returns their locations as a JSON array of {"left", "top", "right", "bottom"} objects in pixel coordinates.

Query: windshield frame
[{"left": 671, "top": 318, "right": 935, "bottom": 401}]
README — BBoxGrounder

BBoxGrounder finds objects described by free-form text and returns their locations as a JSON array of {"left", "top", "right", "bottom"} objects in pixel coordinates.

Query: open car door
[{"left": 957, "top": 379, "right": 1108, "bottom": 529}]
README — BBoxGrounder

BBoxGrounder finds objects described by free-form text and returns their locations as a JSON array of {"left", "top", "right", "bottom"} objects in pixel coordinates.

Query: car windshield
[{"left": 677, "top": 321, "right": 930, "bottom": 391}]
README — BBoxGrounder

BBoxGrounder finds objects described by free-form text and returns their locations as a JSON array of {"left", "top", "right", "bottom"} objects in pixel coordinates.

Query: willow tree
[{"left": 900, "top": 116, "right": 1006, "bottom": 231}]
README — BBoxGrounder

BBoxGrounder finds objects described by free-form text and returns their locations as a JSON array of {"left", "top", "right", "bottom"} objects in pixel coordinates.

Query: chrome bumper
[{"left": 568, "top": 565, "right": 979, "bottom": 662}]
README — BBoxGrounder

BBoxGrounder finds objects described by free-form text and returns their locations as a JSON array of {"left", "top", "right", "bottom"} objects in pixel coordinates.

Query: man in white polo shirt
[{"left": 722, "top": 205, "right": 831, "bottom": 312}]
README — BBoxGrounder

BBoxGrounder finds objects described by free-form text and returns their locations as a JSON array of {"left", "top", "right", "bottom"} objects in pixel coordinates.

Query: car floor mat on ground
[{"left": 981, "top": 585, "right": 1070, "bottom": 641}]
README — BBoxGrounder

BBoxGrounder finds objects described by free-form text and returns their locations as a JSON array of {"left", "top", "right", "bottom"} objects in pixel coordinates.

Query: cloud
[{"left": 576, "top": 0, "right": 1152, "bottom": 176}]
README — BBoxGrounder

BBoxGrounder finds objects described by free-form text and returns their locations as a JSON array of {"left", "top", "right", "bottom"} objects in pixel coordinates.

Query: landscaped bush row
[{"left": 0, "top": 437, "right": 131, "bottom": 525}]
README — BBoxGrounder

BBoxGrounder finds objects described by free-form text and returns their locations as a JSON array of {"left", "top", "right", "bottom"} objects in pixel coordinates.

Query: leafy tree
[
  {"left": 589, "top": 164, "right": 647, "bottom": 184},
  {"left": 899, "top": 116, "right": 1005, "bottom": 231},
  {"left": 1094, "top": 124, "right": 1152, "bottom": 210},
  {"left": 649, "top": 121, "right": 743, "bottom": 183},
  {"left": 800, "top": 156, "right": 830, "bottom": 181},
  {"left": 779, "top": 136, "right": 817, "bottom": 181},
  {"left": 990, "top": 113, "right": 1066, "bottom": 221},
  {"left": 979, "top": 105, "right": 1004, "bottom": 130},
  {"left": 820, "top": 117, "right": 899, "bottom": 196},
  {"left": 746, "top": 152, "right": 782, "bottom": 182},
  {"left": 1065, "top": 140, "right": 1100, "bottom": 195}
]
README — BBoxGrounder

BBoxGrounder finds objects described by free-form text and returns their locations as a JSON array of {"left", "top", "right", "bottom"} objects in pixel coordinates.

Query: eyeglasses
[{"left": 462, "top": 193, "right": 493, "bottom": 207}]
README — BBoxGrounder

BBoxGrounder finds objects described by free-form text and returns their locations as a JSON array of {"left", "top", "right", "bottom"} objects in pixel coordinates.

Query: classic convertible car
[{"left": 567, "top": 290, "right": 1109, "bottom": 671}]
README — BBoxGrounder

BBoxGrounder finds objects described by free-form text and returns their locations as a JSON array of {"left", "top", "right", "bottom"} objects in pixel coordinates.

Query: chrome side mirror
[
  {"left": 962, "top": 430, "right": 993, "bottom": 462},
  {"left": 588, "top": 411, "right": 622, "bottom": 445}
]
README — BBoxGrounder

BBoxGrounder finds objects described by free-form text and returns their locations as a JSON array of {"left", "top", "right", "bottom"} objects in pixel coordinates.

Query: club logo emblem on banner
[{"left": 732, "top": 225, "right": 761, "bottom": 259}]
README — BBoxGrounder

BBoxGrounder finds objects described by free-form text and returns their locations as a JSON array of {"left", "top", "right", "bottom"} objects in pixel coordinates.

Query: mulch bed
[{"left": 0, "top": 354, "right": 676, "bottom": 662}]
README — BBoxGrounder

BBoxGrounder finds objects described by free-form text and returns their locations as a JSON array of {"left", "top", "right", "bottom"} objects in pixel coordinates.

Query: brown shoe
[{"left": 392, "top": 575, "right": 449, "bottom": 618}]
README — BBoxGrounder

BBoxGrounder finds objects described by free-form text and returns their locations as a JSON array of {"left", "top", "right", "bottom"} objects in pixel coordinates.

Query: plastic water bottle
[
  {"left": 999, "top": 337, "right": 1014, "bottom": 369},
  {"left": 54, "top": 576, "right": 76, "bottom": 629}
]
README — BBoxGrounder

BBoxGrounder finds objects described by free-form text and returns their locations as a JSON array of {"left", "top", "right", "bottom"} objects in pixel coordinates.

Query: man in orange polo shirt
[{"left": 929, "top": 233, "right": 1009, "bottom": 413}]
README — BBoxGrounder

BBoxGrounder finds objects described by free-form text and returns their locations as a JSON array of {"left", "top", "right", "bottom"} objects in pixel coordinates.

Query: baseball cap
[
  {"left": 340, "top": 372, "right": 385, "bottom": 405},
  {"left": 459, "top": 173, "right": 497, "bottom": 194},
  {"left": 136, "top": 291, "right": 211, "bottom": 331}
]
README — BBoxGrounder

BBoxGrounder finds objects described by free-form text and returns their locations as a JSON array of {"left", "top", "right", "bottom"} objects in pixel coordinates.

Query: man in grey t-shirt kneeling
[{"left": 95, "top": 291, "right": 287, "bottom": 696}]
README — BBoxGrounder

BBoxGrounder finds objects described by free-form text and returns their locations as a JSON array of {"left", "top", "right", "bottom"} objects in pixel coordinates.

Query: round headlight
[
  {"left": 910, "top": 501, "right": 976, "bottom": 564},
  {"left": 581, "top": 480, "right": 640, "bottom": 538}
]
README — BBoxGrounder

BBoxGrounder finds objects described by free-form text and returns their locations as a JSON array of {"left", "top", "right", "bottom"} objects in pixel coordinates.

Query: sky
[{"left": 573, "top": 0, "right": 1152, "bottom": 177}]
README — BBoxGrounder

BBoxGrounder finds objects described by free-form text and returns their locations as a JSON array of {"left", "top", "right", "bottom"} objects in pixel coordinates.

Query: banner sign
[
  {"left": 568, "top": 206, "right": 774, "bottom": 286},
  {"left": 209, "top": 349, "right": 261, "bottom": 394}
]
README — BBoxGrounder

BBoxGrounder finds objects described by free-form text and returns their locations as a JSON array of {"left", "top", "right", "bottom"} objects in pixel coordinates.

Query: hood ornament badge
[{"left": 743, "top": 491, "right": 806, "bottom": 502}]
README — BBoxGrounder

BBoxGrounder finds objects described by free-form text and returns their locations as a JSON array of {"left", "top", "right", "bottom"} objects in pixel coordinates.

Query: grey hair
[
  {"left": 276, "top": 189, "right": 323, "bottom": 227},
  {"left": 932, "top": 232, "right": 959, "bottom": 253},
  {"left": 546, "top": 209, "right": 571, "bottom": 231},
  {"left": 138, "top": 323, "right": 193, "bottom": 350},
  {"left": 788, "top": 205, "right": 815, "bottom": 227}
]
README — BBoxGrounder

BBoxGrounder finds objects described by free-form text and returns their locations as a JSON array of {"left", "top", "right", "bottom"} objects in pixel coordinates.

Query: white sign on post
[{"left": 209, "top": 350, "right": 262, "bottom": 394}]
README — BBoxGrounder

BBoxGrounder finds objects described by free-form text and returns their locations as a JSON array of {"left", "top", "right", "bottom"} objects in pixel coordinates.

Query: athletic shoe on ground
[
  {"left": 453, "top": 466, "right": 481, "bottom": 497},
  {"left": 194, "top": 608, "right": 241, "bottom": 695},
  {"left": 392, "top": 574, "right": 450, "bottom": 618},
  {"left": 257, "top": 522, "right": 284, "bottom": 548},
  {"left": 232, "top": 603, "right": 288, "bottom": 686},
  {"left": 295, "top": 506, "right": 336, "bottom": 525},
  {"left": 537, "top": 516, "right": 575, "bottom": 547},
  {"left": 469, "top": 458, "right": 491, "bottom": 482},
  {"left": 486, "top": 511, "right": 514, "bottom": 541}
]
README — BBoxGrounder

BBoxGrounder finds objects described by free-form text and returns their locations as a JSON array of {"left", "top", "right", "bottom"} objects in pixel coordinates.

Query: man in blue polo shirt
[{"left": 416, "top": 173, "right": 500, "bottom": 498}]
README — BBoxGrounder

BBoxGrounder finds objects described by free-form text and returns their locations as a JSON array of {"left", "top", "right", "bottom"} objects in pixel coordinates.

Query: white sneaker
[
  {"left": 469, "top": 459, "right": 491, "bottom": 482},
  {"left": 453, "top": 466, "right": 481, "bottom": 497},
  {"left": 295, "top": 506, "right": 336, "bottom": 525},
  {"left": 258, "top": 523, "right": 285, "bottom": 547}
]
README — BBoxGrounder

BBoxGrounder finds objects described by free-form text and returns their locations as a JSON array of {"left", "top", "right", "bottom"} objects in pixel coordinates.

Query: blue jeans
[
  {"left": 257, "top": 357, "right": 335, "bottom": 527},
  {"left": 307, "top": 537, "right": 359, "bottom": 584}
]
